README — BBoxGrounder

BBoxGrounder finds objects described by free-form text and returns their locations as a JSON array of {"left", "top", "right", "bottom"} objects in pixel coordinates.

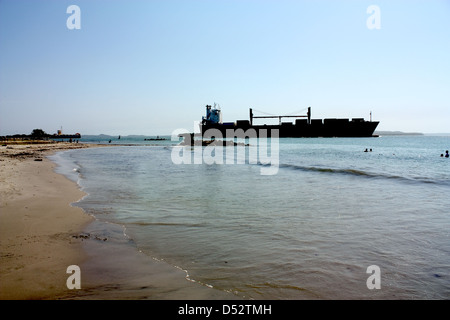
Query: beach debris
[
  {"left": 1, "top": 143, "right": 94, "bottom": 162},
  {"left": 72, "top": 232, "right": 91, "bottom": 240},
  {"left": 7, "top": 151, "right": 35, "bottom": 159},
  {"left": 94, "top": 235, "right": 108, "bottom": 241},
  {"left": 72, "top": 232, "right": 107, "bottom": 241}
]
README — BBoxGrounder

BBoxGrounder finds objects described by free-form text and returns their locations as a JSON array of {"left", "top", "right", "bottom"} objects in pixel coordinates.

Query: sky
[{"left": 0, "top": 0, "right": 449, "bottom": 136}]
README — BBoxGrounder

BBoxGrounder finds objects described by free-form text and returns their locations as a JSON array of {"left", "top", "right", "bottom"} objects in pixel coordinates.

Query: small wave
[
  {"left": 246, "top": 282, "right": 321, "bottom": 298},
  {"left": 277, "top": 163, "right": 447, "bottom": 186},
  {"left": 128, "top": 221, "right": 206, "bottom": 228},
  {"left": 143, "top": 253, "right": 222, "bottom": 294}
]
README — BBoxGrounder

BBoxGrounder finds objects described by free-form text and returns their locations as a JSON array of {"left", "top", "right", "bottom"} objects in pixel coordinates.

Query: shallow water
[{"left": 52, "top": 136, "right": 450, "bottom": 299}]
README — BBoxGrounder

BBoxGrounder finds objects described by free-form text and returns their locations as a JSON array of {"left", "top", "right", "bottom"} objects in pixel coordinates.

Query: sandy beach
[
  {"left": 0, "top": 142, "right": 239, "bottom": 300},
  {"left": 0, "top": 143, "right": 98, "bottom": 299}
]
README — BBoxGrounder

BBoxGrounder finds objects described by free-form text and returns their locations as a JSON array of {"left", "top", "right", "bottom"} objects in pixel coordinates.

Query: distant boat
[
  {"left": 144, "top": 136, "right": 167, "bottom": 141},
  {"left": 200, "top": 104, "right": 379, "bottom": 138}
]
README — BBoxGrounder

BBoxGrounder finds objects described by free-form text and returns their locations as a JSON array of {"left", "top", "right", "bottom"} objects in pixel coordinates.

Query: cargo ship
[{"left": 200, "top": 104, "right": 379, "bottom": 138}]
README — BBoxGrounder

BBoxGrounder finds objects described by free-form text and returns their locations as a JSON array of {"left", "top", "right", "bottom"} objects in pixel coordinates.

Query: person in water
[{"left": 446, "top": 150, "right": 449, "bottom": 158}]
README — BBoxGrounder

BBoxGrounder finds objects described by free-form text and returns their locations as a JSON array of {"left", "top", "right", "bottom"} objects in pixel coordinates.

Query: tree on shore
[{"left": 30, "top": 129, "right": 48, "bottom": 139}]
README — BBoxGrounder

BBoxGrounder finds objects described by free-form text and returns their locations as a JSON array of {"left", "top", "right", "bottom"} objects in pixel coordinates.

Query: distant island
[
  {"left": 374, "top": 131, "right": 424, "bottom": 136},
  {"left": 1, "top": 129, "right": 81, "bottom": 144}
]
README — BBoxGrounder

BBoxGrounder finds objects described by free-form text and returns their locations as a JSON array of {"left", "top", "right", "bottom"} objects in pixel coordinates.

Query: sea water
[{"left": 51, "top": 135, "right": 450, "bottom": 299}]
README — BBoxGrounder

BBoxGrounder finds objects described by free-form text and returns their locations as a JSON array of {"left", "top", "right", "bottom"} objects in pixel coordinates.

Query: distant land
[
  {"left": 8, "top": 131, "right": 450, "bottom": 139},
  {"left": 374, "top": 131, "right": 424, "bottom": 136},
  {"left": 93, "top": 132, "right": 430, "bottom": 138},
  {"left": 75, "top": 131, "right": 450, "bottom": 138}
]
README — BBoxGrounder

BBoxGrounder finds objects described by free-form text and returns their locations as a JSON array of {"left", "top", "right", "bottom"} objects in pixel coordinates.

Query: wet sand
[{"left": 0, "top": 142, "right": 239, "bottom": 300}]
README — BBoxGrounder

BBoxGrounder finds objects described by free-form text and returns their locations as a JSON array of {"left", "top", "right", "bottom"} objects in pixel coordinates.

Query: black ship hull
[
  {"left": 200, "top": 105, "right": 379, "bottom": 138},
  {"left": 201, "top": 119, "right": 379, "bottom": 138}
]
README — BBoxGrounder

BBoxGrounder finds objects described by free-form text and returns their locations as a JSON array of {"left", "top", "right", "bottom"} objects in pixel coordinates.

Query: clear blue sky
[{"left": 1, "top": 0, "right": 449, "bottom": 135}]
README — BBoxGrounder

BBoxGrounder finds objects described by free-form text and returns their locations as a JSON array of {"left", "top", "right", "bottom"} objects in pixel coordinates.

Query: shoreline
[
  {"left": 0, "top": 143, "right": 239, "bottom": 300},
  {"left": 0, "top": 143, "right": 96, "bottom": 299}
]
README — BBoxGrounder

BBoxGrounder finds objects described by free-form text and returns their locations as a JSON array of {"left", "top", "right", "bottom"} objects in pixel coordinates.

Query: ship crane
[{"left": 249, "top": 107, "right": 311, "bottom": 125}]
